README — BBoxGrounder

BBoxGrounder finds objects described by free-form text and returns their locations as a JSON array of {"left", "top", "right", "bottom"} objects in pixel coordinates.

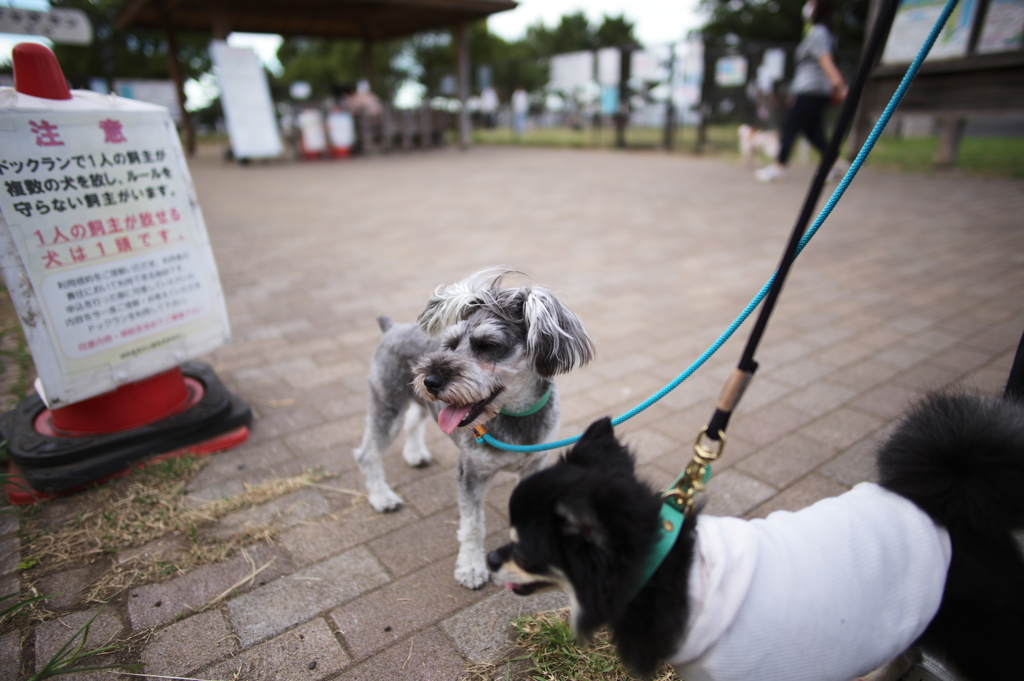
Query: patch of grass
[
  {"left": 465, "top": 608, "right": 678, "bottom": 681},
  {"left": 19, "top": 458, "right": 350, "bottom": 603},
  {"left": 864, "top": 135, "right": 1024, "bottom": 178},
  {"left": 474, "top": 124, "right": 1024, "bottom": 179},
  {"left": 0, "top": 281, "right": 36, "bottom": 412},
  {"left": 473, "top": 124, "right": 741, "bottom": 155}
]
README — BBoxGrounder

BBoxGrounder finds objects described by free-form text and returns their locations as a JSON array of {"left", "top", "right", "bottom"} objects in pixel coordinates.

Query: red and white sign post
[{"left": 0, "top": 44, "right": 251, "bottom": 503}]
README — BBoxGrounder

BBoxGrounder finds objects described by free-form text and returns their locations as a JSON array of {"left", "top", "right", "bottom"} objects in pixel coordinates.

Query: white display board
[
  {"left": 210, "top": 41, "right": 282, "bottom": 160},
  {"left": 0, "top": 89, "right": 231, "bottom": 407},
  {"left": 977, "top": 0, "right": 1024, "bottom": 52},
  {"left": 114, "top": 80, "right": 181, "bottom": 124},
  {"left": 0, "top": 7, "right": 92, "bottom": 45},
  {"left": 326, "top": 109, "right": 354, "bottom": 149},
  {"left": 882, "top": 0, "right": 981, "bottom": 64},
  {"left": 550, "top": 51, "right": 595, "bottom": 91}
]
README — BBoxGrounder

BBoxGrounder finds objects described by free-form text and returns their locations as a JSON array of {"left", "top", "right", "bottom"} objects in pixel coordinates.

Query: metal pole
[
  {"left": 663, "top": 43, "right": 676, "bottom": 151},
  {"left": 454, "top": 22, "right": 471, "bottom": 149}
]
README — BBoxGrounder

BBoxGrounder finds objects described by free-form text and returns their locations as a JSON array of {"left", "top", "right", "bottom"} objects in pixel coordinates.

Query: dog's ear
[
  {"left": 564, "top": 418, "right": 635, "bottom": 474},
  {"left": 555, "top": 496, "right": 607, "bottom": 550},
  {"left": 418, "top": 267, "right": 511, "bottom": 336},
  {"left": 522, "top": 286, "right": 595, "bottom": 377}
]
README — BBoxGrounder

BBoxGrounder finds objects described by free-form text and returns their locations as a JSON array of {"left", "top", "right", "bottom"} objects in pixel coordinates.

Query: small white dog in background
[{"left": 738, "top": 124, "right": 781, "bottom": 167}]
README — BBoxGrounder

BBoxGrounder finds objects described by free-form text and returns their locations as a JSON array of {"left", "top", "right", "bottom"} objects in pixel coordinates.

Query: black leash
[
  {"left": 704, "top": 0, "right": 903, "bottom": 442},
  {"left": 1005, "top": 327, "right": 1024, "bottom": 402}
]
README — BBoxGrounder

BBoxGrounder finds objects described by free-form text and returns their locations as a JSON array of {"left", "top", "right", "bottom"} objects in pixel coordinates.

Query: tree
[
  {"left": 272, "top": 38, "right": 404, "bottom": 102},
  {"left": 698, "top": 0, "right": 868, "bottom": 49},
  {"left": 48, "top": 0, "right": 212, "bottom": 86},
  {"left": 595, "top": 13, "right": 640, "bottom": 48},
  {"left": 526, "top": 11, "right": 641, "bottom": 55},
  {"left": 408, "top": 21, "right": 548, "bottom": 100}
]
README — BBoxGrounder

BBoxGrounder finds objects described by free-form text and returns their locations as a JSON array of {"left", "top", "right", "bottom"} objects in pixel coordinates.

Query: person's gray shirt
[{"left": 790, "top": 24, "right": 835, "bottom": 96}]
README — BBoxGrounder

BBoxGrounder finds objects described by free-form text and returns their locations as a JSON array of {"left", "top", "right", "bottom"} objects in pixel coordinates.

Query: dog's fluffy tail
[{"left": 878, "top": 392, "right": 1024, "bottom": 538}]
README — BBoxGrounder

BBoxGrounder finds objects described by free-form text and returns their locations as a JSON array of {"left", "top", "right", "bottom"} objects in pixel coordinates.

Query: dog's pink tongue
[{"left": 438, "top": 404, "right": 474, "bottom": 434}]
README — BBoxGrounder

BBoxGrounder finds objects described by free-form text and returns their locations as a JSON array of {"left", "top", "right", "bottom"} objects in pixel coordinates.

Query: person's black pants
[{"left": 777, "top": 94, "right": 830, "bottom": 165}]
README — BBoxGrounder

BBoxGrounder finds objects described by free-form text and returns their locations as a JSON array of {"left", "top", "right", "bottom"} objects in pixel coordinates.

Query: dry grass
[
  {"left": 19, "top": 456, "right": 352, "bottom": 605},
  {"left": 463, "top": 608, "right": 679, "bottom": 681}
]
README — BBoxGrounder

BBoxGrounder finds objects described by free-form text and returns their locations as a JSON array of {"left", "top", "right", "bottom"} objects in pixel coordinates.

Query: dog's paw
[
  {"left": 368, "top": 488, "right": 404, "bottom": 513},
  {"left": 454, "top": 560, "right": 492, "bottom": 590},
  {"left": 402, "top": 443, "right": 432, "bottom": 468}
]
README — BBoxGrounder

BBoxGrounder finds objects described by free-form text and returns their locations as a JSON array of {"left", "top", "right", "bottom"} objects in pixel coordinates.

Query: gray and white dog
[{"left": 353, "top": 267, "right": 595, "bottom": 588}]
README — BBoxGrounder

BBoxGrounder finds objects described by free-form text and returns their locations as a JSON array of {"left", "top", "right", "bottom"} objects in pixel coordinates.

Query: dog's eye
[{"left": 471, "top": 338, "right": 499, "bottom": 354}]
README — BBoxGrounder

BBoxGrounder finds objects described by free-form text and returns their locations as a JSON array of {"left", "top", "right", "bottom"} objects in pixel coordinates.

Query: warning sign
[{"left": 0, "top": 91, "right": 230, "bottom": 406}]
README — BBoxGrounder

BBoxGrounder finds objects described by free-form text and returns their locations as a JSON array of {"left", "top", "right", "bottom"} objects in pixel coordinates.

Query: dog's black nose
[
  {"left": 422, "top": 372, "right": 445, "bottom": 396},
  {"left": 486, "top": 549, "right": 504, "bottom": 573}
]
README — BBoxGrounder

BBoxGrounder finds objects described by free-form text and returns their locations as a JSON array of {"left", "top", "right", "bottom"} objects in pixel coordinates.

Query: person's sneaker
[
  {"left": 755, "top": 163, "right": 785, "bottom": 182},
  {"left": 826, "top": 158, "right": 850, "bottom": 182}
]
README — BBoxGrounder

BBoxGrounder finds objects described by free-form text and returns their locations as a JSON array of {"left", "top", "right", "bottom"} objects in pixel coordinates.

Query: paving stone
[
  {"left": 849, "top": 384, "right": 922, "bottom": 419},
  {"left": 0, "top": 512, "right": 18, "bottom": 537},
  {"left": 783, "top": 381, "right": 858, "bottom": 417},
  {"left": 0, "top": 630, "right": 19, "bottom": 681},
  {"left": 335, "top": 626, "right": 466, "bottom": 681},
  {"left": 3, "top": 142, "right": 1022, "bottom": 680},
  {"left": 727, "top": 402, "right": 815, "bottom": 447},
  {"left": 34, "top": 607, "right": 123, "bottom": 673},
  {"left": 117, "top": 534, "right": 191, "bottom": 566},
  {"left": 203, "top": 617, "right": 349, "bottom": 681},
  {"left": 398, "top": 468, "right": 459, "bottom": 517},
  {"left": 188, "top": 439, "right": 297, "bottom": 490},
  {"left": 800, "top": 407, "right": 887, "bottom": 450},
  {"left": 129, "top": 543, "right": 291, "bottom": 630},
  {"left": 140, "top": 609, "right": 238, "bottom": 678},
  {"left": 35, "top": 563, "right": 104, "bottom": 612},
  {"left": 330, "top": 557, "right": 498, "bottom": 661},
  {"left": 277, "top": 502, "right": 414, "bottom": 567},
  {"left": 701, "top": 468, "right": 778, "bottom": 518},
  {"left": 745, "top": 473, "right": 851, "bottom": 519},
  {"left": 205, "top": 487, "right": 332, "bottom": 541},
  {"left": 441, "top": 588, "right": 569, "bottom": 664},
  {"left": 735, "top": 433, "right": 839, "bottom": 489},
  {"left": 819, "top": 426, "right": 894, "bottom": 487},
  {"left": 0, "top": 538, "right": 18, "bottom": 576},
  {"left": 826, "top": 358, "right": 902, "bottom": 392},
  {"left": 228, "top": 546, "right": 389, "bottom": 646},
  {"left": 367, "top": 507, "right": 469, "bottom": 577}
]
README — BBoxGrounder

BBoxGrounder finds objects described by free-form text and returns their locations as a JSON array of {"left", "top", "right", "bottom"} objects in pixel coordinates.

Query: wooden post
[
  {"left": 663, "top": 43, "right": 676, "bottom": 151},
  {"left": 362, "top": 39, "right": 375, "bottom": 92},
  {"left": 933, "top": 117, "right": 966, "bottom": 167},
  {"left": 382, "top": 104, "right": 394, "bottom": 152},
  {"left": 615, "top": 45, "right": 632, "bottom": 149},
  {"left": 454, "top": 22, "right": 471, "bottom": 149},
  {"left": 161, "top": 9, "right": 195, "bottom": 156},
  {"left": 421, "top": 101, "right": 433, "bottom": 148}
]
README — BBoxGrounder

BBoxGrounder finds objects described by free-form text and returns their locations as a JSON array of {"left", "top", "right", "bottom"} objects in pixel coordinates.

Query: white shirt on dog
[{"left": 667, "top": 482, "right": 952, "bottom": 681}]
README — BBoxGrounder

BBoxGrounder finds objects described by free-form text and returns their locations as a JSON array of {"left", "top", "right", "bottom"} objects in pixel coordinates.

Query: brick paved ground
[{"left": 2, "top": 144, "right": 1023, "bottom": 680}]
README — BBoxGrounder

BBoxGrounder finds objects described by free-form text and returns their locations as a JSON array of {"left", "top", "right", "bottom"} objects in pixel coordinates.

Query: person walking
[{"left": 755, "top": 0, "right": 849, "bottom": 182}]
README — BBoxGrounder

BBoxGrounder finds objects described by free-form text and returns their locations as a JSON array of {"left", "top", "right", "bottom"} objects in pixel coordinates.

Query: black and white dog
[
  {"left": 353, "top": 268, "right": 595, "bottom": 589},
  {"left": 488, "top": 392, "right": 1024, "bottom": 680}
]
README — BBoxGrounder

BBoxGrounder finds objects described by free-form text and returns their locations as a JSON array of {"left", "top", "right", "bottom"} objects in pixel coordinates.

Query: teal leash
[
  {"left": 631, "top": 0, "right": 962, "bottom": 598},
  {"left": 475, "top": 0, "right": 961, "bottom": 456}
]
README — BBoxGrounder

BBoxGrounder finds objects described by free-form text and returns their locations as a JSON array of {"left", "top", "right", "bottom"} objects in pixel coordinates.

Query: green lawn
[{"left": 474, "top": 124, "right": 1024, "bottom": 179}]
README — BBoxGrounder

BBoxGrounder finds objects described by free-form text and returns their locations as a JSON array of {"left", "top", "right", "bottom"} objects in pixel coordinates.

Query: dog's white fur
[{"left": 738, "top": 124, "right": 781, "bottom": 167}]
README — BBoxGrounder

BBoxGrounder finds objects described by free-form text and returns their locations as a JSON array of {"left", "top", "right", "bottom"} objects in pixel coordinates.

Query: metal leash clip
[{"left": 662, "top": 426, "right": 726, "bottom": 515}]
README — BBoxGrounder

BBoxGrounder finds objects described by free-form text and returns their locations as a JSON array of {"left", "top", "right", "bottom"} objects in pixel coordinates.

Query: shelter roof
[{"left": 115, "top": 0, "right": 517, "bottom": 40}]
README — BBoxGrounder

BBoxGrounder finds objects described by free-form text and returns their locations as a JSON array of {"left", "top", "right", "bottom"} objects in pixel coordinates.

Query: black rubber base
[{"left": 0, "top": 361, "right": 251, "bottom": 494}]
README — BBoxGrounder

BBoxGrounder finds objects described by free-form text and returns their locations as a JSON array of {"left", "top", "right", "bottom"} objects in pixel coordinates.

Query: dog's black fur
[{"left": 488, "top": 392, "right": 1024, "bottom": 680}]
